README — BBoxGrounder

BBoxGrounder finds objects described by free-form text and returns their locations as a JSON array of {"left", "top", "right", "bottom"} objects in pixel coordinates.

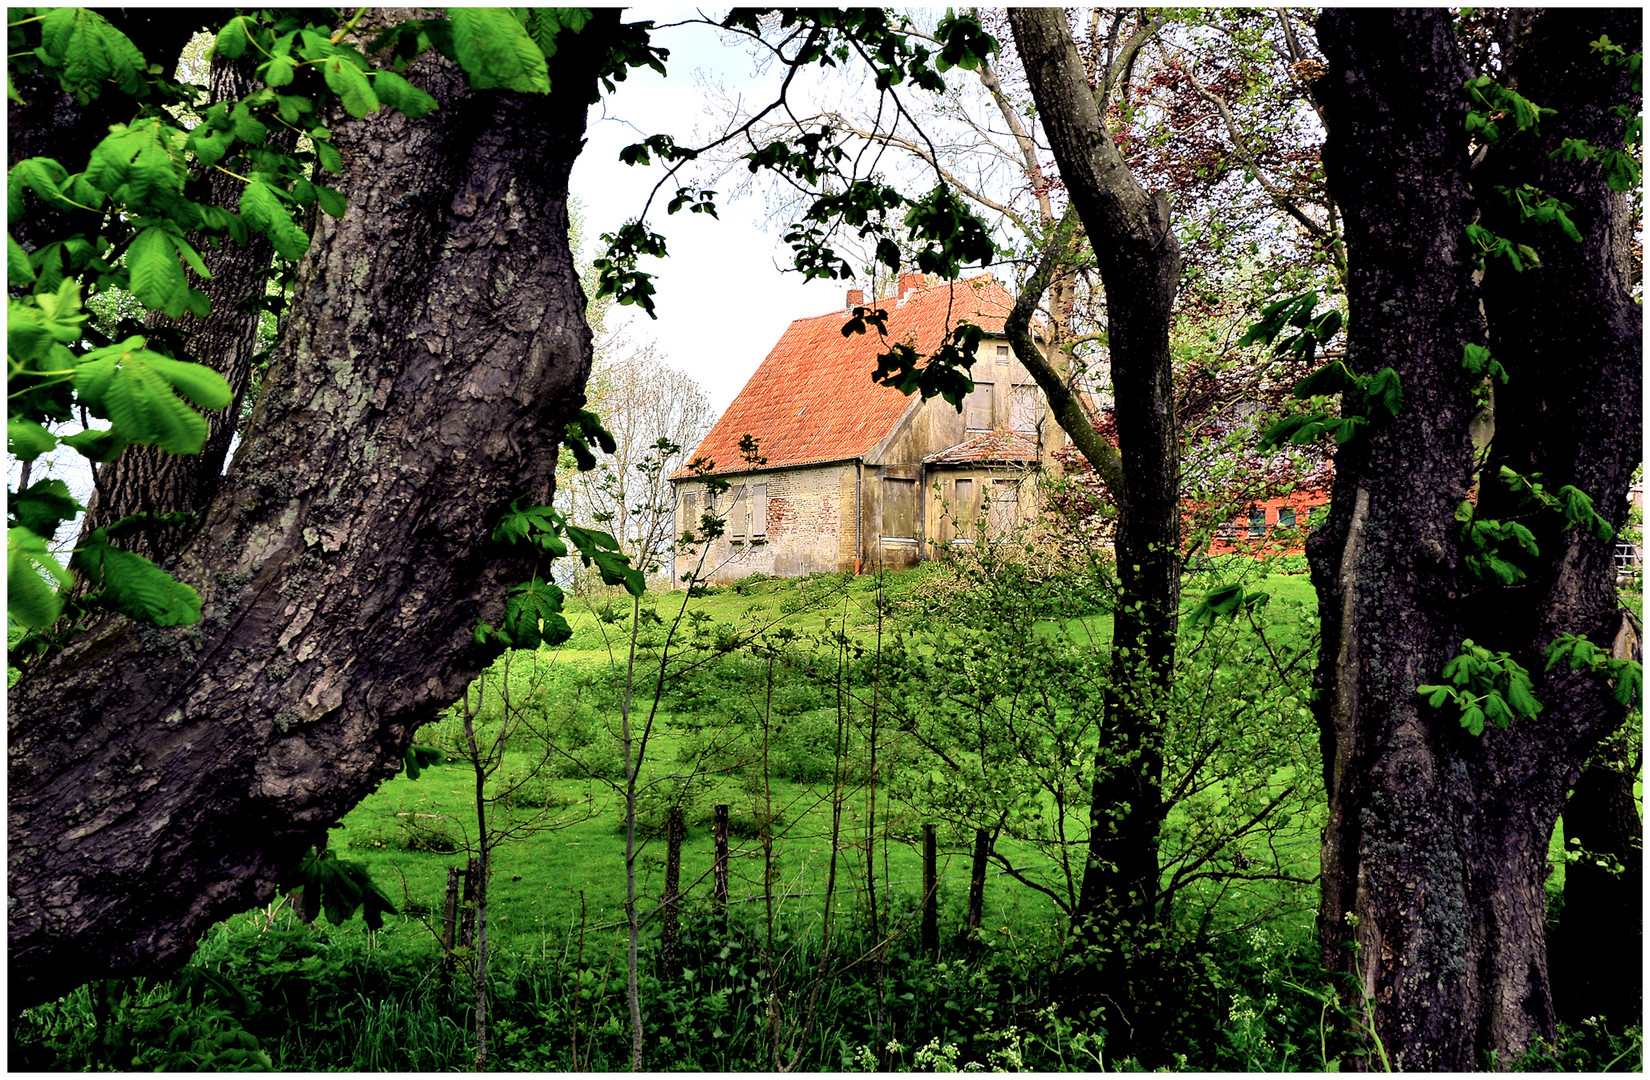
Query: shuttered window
[
  {"left": 729, "top": 485, "right": 747, "bottom": 538},
  {"left": 682, "top": 491, "right": 698, "bottom": 536},
  {"left": 751, "top": 484, "right": 768, "bottom": 537},
  {"left": 1010, "top": 385, "right": 1039, "bottom": 432},
  {"left": 882, "top": 478, "right": 918, "bottom": 541},
  {"left": 964, "top": 384, "right": 994, "bottom": 431},
  {"left": 987, "top": 480, "right": 1018, "bottom": 540}
]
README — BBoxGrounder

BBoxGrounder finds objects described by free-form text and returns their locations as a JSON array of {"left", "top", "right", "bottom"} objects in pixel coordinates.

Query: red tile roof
[
  {"left": 675, "top": 275, "right": 1017, "bottom": 478},
  {"left": 924, "top": 428, "right": 1041, "bottom": 465}
]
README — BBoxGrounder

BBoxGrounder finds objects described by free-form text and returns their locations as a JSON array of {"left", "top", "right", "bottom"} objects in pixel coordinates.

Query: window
[
  {"left": 1010, "top": 385, "right": 1039, "bottom": 433},
  {"left": 1247, "top": 507, "right": 1267, "bottom": 538},
  {"left": 996, "top": 343, "right": 1010, "bottom": 367},
  {"left": 950, "top": 478, "right": 979, "bottom": 542},
  {"left": 987, "top": 480, "right": 1018, "bottom": 540},
  {"left": 882, "top": 477, "right": 918, "bottom": 541},
  {"left": 682, "top": 491, "right": 698, "bottom": 535},
  {"left": 751, "top": 483, "right": 768, "bottom": 538},
  {"left": 1615, "top": 541, "right": 1640, "bottom": 571},
  {"left": 729, "top": 484, "right": 747, "bottom": 539},
  {"left": 964, "top": 384, "right": 994, "bottom": 431},
  {"left": 1276, "top": 505, "right": 1297, "bottom": 529}
]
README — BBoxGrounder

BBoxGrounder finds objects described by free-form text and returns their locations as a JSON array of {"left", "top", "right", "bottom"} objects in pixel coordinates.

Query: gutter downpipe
[{"left": 855, "top": 458, "right": 863, "bottom": 575}]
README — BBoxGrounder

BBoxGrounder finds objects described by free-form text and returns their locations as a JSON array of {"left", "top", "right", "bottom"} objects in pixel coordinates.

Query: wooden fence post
[
  {"left": 662, "top": 806, "right": 685, "bottom": 979},
  {"left": 713, "top": 804, "right": 730, "bottom": 908},
  {"left": 440, "top": 866, "right": 461, "bottom": 987},
  {"left": 459, "top": 856, "right": 480, "bottom": 952},
  {"left": 966, "top": 828, "right": 991, "bottom": 936},
  {"left": 922, "top": 824, "right": 939, "bottom": 956}
]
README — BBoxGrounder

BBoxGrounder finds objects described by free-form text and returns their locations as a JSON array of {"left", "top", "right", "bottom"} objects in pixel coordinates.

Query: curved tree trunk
[
  {"left": 1008, "top": 9, "right": 1182, "bottom": 1058},
  {"left": 1310, "top": 9, "right": 1639, "bottom": 1069},
  {"left": 8, "top": 11, "right": 619, "bottom": 1010}
]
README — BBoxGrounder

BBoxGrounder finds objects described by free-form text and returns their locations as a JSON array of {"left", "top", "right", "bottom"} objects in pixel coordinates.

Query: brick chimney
[
  {"left": 846, "top": 288, "right": 864, "bottom": 312},
  {"left": 897, "top": 271, "right": 924, "bottom": 300}
]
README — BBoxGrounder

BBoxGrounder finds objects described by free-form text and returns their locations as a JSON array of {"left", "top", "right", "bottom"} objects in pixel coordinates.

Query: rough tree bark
[
  {"left": 8, "top": 11, "right": 619, "bottom": 1010},
  {"left": 1310, "top": 8, "right": 1640, "bottom": 1069},
  {"left": 1007, "top": 8, "right": 1182, "bottom": 1053}
]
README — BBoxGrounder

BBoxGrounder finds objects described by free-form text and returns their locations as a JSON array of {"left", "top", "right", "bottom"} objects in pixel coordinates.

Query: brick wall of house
[{"left": 673, "top": 463, "right": 859, "bottom": 584}]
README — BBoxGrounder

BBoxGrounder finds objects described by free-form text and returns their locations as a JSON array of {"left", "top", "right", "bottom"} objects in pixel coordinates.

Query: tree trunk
[
  {"left": 7, "top": 11, "right": 620, "bottom": 1010},
  {"left": 1551, "top": 759, "right": 1642, "bottom": 1030},
  {"left": 77, "top": 52, "right": 288, "bottom": 561},
  {"left": 1007, "top": 9, "right": 1182, "bottom": 1054},
  {"left": 1310, "top": 9, "right": 1639, "bottom": 1069}
]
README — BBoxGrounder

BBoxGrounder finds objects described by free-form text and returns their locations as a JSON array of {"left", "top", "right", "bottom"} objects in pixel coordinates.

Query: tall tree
[
  {"left": 1005, "top": 8, "right": 1182, "bottom": 1048},
  {"left": 8, "top": 9, "right": 625, "bottom": 1008},
  {"left": 1308, "top": 8, "right": 1640, "bottom": 1068}
]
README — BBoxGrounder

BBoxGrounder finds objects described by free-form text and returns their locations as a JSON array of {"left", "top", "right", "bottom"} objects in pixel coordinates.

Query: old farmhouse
[{"left": 671, "top": 273, "right": 1066, "bottom": 584}]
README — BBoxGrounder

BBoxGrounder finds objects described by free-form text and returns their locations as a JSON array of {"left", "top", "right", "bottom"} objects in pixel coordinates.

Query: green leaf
[
  {"left": 239, "top": 179, "right": 312, "bottom": 261},
  {"left": 126, "top": 225, "right": 189, "bottom": 316},
  {"left": 263, "top": 54, "right": 297, "bottom": 88},
  {"left": 31, "top": 406, "right": 101, "bottom": 462},
  {"left": 1294, "top": 360, "right": 1359, "bottom": 399},
  {"left": 9, "top": 156, "right": 73, "bottom": 226},
  {"left": 9, "top": 232, "right": 36, "bottom": 286},
  {"left": 9, "top": 479, "right": 81, "bottom": 538},
  {"left": 214, "top": 15, "right": 251, "bottom": 61},
  {"left": 75, "top": 338, "right": 231, "bottom": 453},
  {"left": 7, "top": 417, "right": 58, "bottom": 461},
  {"left": 371, "top": 69, "right": 437, "bottom": 119},
  {"left": 41, "top": 7, "right": 150, "bottom": 100},
  {"left": 448, "top": 8, "right": 552, "bottom": 93},
  {"left": 8, "top": 526, "right": 71, "bottom": 628},
  {"left": 84, "top": 119, "right": 188, "bottom": 210},
  {"left": 1417, "top": 684, "right": 1452, "bottom": 708},
  {"left": 322, "top": 56, "right": 379, "bottom": 118},
  {"left": 502, "top": 577, "right": 571, "bottom": 649},
  {"left": 72, "top": 530, "right": 202, "bottom": 626},
  {"left": 316, "top": 185, "right": 347, "bottom": 219}
]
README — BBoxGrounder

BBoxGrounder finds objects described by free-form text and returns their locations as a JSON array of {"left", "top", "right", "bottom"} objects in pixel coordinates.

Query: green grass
[{"left": 307, "top": 559, "right": 1325, "bottom": 966}]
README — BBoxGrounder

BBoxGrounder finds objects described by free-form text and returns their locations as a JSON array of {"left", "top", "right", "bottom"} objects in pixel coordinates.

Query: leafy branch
[{"left": 1418, "top": 638, "right": 1541, "bottom": 737}]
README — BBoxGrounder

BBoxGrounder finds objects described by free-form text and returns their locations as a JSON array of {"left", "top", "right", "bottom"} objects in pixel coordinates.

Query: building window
[
  {"left": 996, "top": 343, "right": 1010, "bottom": 367},
  {"left": 1247, "top": 507, "right": 1267, "bottom": 538},
  {"left": 987, "top": 480, "right": 1018, "bottom": 540},
  {"left": 729, "top": 484, "right": 747, "bottom": 539},
  {"left": 882, "top": 477, "right": 918, "bottom": 541},
  {"left": 949, "top": 477, "right": 979, "bottom": 542},
  {"left": 1010, "top": 384, "right": 1039, "bottom": 433},
  {"left": 681, "top": 491, "right": 698, "bottom": 536},
  {"left": 1277, "top": 505, "right": 1297, "bottom": 528},
  {"left": 751, "top": 483, "right": 768, "bottom": 538},
  {"left": 964, "top": 384, "right": 994, "bottom": 431},
  {"left": 1615, "top": 540, "right": 1640, "bottom": 571}
]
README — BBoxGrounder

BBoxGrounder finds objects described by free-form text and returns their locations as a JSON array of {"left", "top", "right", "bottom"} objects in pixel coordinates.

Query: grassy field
[
  {"left": 291, "top": 560, "right": 1326, "bottom": 967},
  {"left": 18, "top": 558, "right": 1640, "bottom": 1072}
]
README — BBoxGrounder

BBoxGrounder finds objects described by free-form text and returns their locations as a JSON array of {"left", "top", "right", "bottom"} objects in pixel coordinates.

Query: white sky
[{"left": 568, "top": 9, "right": 866, "bottom": 413}]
